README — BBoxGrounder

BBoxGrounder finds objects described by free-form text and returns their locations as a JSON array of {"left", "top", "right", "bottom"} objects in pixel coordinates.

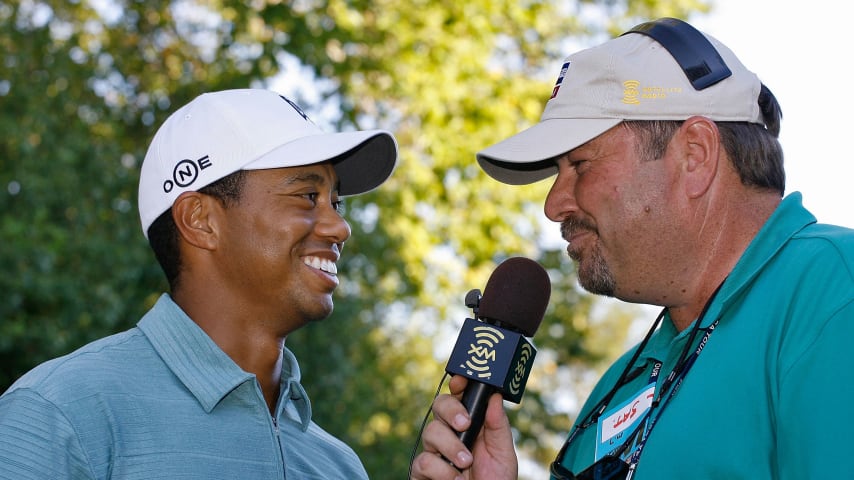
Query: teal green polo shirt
[
  {"left": 0, "top": 294, "right": 367, "bottom": 479},
  {"left": 556, "top": 193, "right": 854, "bottom": 479}
]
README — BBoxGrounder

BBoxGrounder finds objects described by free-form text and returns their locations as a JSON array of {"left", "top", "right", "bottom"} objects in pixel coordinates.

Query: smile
[{"left": 303, "top": 256, "right": 338, "bottom": 275}]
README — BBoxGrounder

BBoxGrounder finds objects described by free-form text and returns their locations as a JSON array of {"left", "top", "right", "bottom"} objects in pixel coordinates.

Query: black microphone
[{"left": 445, "top": 257, "right": 551, "bottom": 449}]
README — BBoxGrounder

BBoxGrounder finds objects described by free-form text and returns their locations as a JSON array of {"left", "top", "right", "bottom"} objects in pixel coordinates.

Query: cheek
[
  {"left": 609, "top": 167, "right": 666, "bottom": 216},
  {"left": 595, "top": 183, "right": 661, "bottom": 245},
  {"left": 575, "top": 174, "right": 623, "bottom": 221},
  {"left": 237, "top": 213, "right": 305, "bottom": 263}
]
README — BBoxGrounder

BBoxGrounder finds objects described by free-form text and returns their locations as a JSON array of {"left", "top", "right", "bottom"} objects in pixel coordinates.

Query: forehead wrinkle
[{"left": 571, "top": 126, "right": 631, "bottom": 161}]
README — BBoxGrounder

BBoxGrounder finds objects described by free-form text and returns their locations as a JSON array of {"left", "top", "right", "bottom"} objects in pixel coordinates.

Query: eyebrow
[{"left": 281, "top": 171, "right": 341, "bottom": 193}]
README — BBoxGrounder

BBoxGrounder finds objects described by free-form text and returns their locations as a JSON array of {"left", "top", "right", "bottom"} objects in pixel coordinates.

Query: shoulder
[
  {"left": 750, "top": 221, "right": 854, "bottom": 373},
  {"left": 3, "top": 327, "right": 156, "bottom": 403},
  {"left": 780, "top": 222, "right": 854, "bottom": 303},
  {"left": 794, "top": 222, "right": 854, "bottom": 269}
]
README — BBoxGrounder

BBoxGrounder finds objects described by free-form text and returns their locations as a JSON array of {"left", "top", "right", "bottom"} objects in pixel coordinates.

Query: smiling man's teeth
[{"left": 304, "top": 256, "right": 337, "bottom": 275}]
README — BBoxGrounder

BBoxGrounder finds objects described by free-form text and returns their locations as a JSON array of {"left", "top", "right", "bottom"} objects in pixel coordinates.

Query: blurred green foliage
[{"left": 0, "top": 0, "right": 708, "bottom": 477}]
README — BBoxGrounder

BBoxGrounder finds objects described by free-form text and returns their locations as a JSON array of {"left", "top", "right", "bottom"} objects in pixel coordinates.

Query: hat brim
[
  {"left": 476, "top": 118, "right": 622, "bottom": 185},
  {"left": 245, "top": 130, "right": 398, "bottom": 196}
]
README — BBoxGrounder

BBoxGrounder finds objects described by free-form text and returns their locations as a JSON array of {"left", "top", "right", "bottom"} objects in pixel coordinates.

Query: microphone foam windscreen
[{"left": 478, "top": 257, "right": 551, "bottom": 337}]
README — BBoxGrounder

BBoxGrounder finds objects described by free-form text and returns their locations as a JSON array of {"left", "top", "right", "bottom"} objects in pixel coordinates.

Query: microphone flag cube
[{"left": 445, "top": 318, "right": 537, "bottom": 404}]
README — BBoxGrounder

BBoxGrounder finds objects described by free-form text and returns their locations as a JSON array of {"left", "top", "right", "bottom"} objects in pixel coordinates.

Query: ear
[
  {"left": 172, "top": 191, "right": 220, "bottom": 251},
  {"left": 679, "top": 116, "right": 722, "bottom": 199}
]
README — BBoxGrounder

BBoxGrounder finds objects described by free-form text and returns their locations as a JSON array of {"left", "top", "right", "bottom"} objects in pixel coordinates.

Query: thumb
[{"left": 474, "top": 393, "right": 518, "bottom": 475}]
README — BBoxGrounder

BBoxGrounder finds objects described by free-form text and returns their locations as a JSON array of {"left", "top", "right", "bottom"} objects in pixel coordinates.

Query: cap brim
[
  {"left": 245, "top": 130, "right": 398, "bottom": 196},
  {"left": 476, "top": 118, "right": 622, "bottom": 185}
]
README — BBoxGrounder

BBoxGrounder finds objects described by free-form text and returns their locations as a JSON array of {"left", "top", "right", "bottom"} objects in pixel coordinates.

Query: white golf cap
[
  {"left": 477, "top": 18, "right": 764, "bottom": 185},
  {"left": 138, "top": 89, "right": 398, "bottom": 237}
]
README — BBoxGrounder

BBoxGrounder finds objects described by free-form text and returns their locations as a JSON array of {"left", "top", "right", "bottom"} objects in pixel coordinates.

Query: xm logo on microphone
[
  {"left": 508, "top": 343, "right": 534, "bottom": 396},
  {"left": 446, "top": 318, "right": 538, "bottom": 404},
  {"left": 465, "top": 326, "right": 506, "bottom": 379}
]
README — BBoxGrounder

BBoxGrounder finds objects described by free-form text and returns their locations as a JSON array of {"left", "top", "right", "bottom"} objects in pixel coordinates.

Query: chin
[
  {"left": 286, "top": 292, "right": 336, "bottom": 324},
  {"left": 307, "top": 300, "right": 335, "bottom": 322}
]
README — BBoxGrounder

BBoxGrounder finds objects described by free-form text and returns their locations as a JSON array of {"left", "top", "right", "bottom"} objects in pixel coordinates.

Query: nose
[
  {"left": 317, "top": 203, "right": 351, "bottom": 246},
  {"left": 544, "top": 159, "right": 578, "bottom": 222}
]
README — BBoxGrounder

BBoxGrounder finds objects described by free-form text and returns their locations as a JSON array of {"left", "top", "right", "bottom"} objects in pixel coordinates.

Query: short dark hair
[
  {"left": 624, "top": 84, "right": 785, "bottom": 195},
  {"left": 147, "top": 170, "right": 248, "bottom": 291}
]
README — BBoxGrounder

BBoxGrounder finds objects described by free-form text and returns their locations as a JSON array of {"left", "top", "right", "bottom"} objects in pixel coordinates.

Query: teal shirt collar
[
  {"left": 706, "top": 192, "right": 816, "bottom": 326},
  {"left": 137, "top": 294, "right": 312, "bottom": 429},
  {"left": 640, "top": 192, "right": 817, "bottom": 360}
]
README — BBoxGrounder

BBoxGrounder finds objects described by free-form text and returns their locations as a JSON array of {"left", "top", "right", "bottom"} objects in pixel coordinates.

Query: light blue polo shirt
[
  {"left": 0, "top": 294, "right": 368, "bottom": 479},
  {"left": 556, "top": 193, "right": 854, "bottom": 479}
]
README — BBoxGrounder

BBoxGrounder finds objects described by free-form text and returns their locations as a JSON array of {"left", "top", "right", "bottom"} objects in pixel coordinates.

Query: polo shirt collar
[
  {"left": 138, "top": 294, "right": 312, "bottom": 430},
  {"left": 703, "top": 192, "right": 816, "bottom": 326},
  {"left": 278, "top": 347, "right": 313, "bottom": 431},
  {"left": 637, "top": 192, "right": 816, "bottom": 362}
]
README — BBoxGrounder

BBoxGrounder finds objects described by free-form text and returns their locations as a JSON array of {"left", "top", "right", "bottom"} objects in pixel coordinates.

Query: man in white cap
[
  {"left": 411, "top": 17, "right": 854, "bottom": 480},
  {"left": 0, "top": 89, "right": 398, "bottom": 479}
]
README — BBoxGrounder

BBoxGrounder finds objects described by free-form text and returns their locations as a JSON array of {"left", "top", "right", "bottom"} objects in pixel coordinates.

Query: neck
[
  {"left": 172, "top": 284, "right": 287, "bottom": 414},
  {"left": 668, "top": 188, "right": 780, "bottom": 331}
]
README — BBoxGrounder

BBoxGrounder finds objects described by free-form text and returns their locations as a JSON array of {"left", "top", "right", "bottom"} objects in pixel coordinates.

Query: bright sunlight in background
[{"left": 694, "top": 0, "right": 854, "bottom": 228}]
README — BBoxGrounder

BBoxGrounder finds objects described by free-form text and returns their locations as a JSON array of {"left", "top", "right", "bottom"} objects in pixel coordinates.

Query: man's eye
[
  {"left": 570, "top": 160, "right": 588, "bottom": 171},
  {"left": 332, "top": 199, "right": 345, "bottom": 213},
  {"left": 302, "top": 192, "right": 319, "bottom": 204}
]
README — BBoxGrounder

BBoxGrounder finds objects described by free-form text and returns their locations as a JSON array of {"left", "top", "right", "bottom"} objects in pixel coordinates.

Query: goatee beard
[{"left": 560, "top": 218, "right": 616, "bottom": 296}]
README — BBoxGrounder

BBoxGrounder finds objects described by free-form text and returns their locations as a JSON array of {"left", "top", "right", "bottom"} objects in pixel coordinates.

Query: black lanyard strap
[
  {"left": 551, "top": 278, "right": 728, "bottom": 478},
  {"left": 624, "top": 281, "right": 727, "bottom": 477}
]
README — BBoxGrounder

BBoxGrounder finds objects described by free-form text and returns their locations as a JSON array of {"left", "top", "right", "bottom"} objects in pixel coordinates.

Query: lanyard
[
  {"left": 551, "top": 279, "right": 727, "bottom": 478},
  {"left": 624, "top": 291, "right": 725, "bottom": 478},
  {"left": 626, "top": 319, "right": 720, "bottom": 480},
  {"left": 559, "top": 307, "right": 667, "bottom": 452}
]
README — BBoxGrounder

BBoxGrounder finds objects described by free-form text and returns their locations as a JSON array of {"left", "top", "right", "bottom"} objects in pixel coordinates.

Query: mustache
[{"left": 560, "top": 217, "right": 597, "bottom": 241}]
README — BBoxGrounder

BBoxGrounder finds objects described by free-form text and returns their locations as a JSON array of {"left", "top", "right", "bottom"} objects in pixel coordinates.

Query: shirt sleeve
[
  {"left": 0, "top": 388, "right": 95, "bottom": 479},
  {"left": 777, "top": 299, "right": 854, "bottom": 479}
]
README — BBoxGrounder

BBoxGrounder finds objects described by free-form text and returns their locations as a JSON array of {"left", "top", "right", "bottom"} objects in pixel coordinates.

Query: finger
[
  {"left": 483, "top": 392, "right": 510, "bottom": 436},
  {"left": 447, "top": 375, "right": 469, "bottom": 396},
  {"left": 421, "top": 418, "right": 474, "bottom": 470},
  {"left": 410, "top": 451, "right": 466, "bottom": 480},
  {"left": 476, "top": 394, "right": 518, "bottom": 477},
  {"left": 431, "top": 393, "right": 471, "bottom": 433}
]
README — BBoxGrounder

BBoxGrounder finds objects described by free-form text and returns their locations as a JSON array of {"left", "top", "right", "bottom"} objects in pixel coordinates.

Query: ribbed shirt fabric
[{"left": 0, "top": 294, "right": 368, "bottom": 479}]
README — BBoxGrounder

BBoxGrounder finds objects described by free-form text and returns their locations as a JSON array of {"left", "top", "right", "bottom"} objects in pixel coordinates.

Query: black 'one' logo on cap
[{"left": 162, "top": 155, "right": 213, "bottom": 193}]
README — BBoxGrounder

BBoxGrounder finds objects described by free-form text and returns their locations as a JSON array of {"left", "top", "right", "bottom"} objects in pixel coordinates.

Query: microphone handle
[{"left": 457, "top": 381, "right": 497, "bottom": 449}]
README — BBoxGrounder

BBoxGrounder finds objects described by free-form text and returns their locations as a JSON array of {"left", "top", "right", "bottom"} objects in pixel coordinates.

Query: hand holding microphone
[
  {"left": 410, "top": 257, "right": 551, "bottom": 480},
  {"left": 447, "top": 257, "right": 550, "bottom": 448}
]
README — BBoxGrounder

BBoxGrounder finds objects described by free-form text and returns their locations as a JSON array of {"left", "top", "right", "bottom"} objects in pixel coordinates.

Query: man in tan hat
[{"left": 412, "top": 17, "right": 854, "bottom": 480}]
